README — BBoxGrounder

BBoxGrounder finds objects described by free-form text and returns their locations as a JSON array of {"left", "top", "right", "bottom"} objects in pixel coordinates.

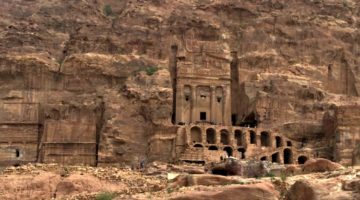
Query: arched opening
[
  {"left": 234, "top": 130, "right": 244, "bottom": 146},
  {"left": 260, "top": 156, "right": 267, "bottom": 161},
  {"left": 223, "top": 146, "right": 233, "bottom": 157},
  {"left": 284, "top": 148, "right": 293, "bottom": 164},
  {"left": 190, "top": 126, "right": 202, "bottom": 143},
  {"left": 237, "top": 148, "right": 246, "bottom": 159},
  {"left": 15, "top": 149, "right": 20, "bottom": 158},
  {"left": 250, "top": 131, "right": 257, "bottom": 144},
  {"left": 275, "top": 136, "right": 283, "bottom": 148},
  {"left": 239, "top": 112, "right": 258, "bottom": 128},
  {"left": 272, "top": 152, "right": 280, "bottom": 163},
  {"left": 206, "top": 128, "right": 216, "bottom": 144},
  {"left": 301, "top": 137, "right": 308, "bottom": 148},
  {"left": 261, "top": 131, "right": 270, "bottom": 147},
  {"left": 208, "top": 146, "right": 218, "bottom": 151},
  {"left": 298, "top": 156, "right": 308, "bottom": 164},
  {"left": 287, "top": 141, "right": 292, "bottom": 146},
  {"left": 193, "top": 144, "right": 203, "bottom": 148},
  {"left": 220, "top": 129, "right": 230, "bottom": 145}
]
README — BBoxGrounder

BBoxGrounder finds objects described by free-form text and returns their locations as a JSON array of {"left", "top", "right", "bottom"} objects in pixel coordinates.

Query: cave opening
[
  {"left": 208, "top": 146, "right": 218, "bottom": 151},
  {"left": 234, "top": 130, "right": 244, "bottom": 146},
  {"left": 284, "top": 148, "right": 293, "bottom": 164},
  {"left": 272, "top": 152, "right": 280, "bottom": 163},
  {"left": 237, "top": 148, "right": 246, "bottom": 159},
  {"left": 250, "top": 131, "right": 257, "bottom": 144},
  {"left": 206, "top": 128, "right": 216, "bottom": 144},
  {"left": 298, "top": 156, "right": 308, "bottom": 164},
  {"left": 223, "top": 147, "right": 233, "bottom": 157},
  {"left": 239, "top": 112, "right": 258, "bottom": 128},
  {"left": 191, "top": 126, "right": 202, "bottom": 143},
  {"left": 220, "top": 130, "right": 230, "bottom": 145},
  {"left": 261, "top": 131, "right": 270, "bottom": 147}
]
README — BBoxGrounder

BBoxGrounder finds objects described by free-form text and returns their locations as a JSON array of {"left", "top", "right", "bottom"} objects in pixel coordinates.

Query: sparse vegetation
[
  {"left": 95, "top": 192, "right": 116, "bottom": 200},
  {"left": 103, "top": 4, "right": 114, "bottom": 17},
  {"left": 145, "top": 66, "right": 158, "bottom": 76},
  {"left": 280, "top": 172, "right": 287, "bottom": 182}
]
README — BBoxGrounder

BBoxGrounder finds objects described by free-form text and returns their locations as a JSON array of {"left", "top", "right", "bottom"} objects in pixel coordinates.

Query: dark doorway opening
[
  {"left": 284, "top": 149, "right": 293, "bottom": 164},
  {"left": 250, "top": 131, "right": 257, "bottom": 144},
  {"left": 261, "top": 131, "right": 270, "bottom": 147},
  {"left": 206, "top": 128, "right": 216, "bottom": 144},
  {"left": 224, "top": 147, "right": 233, "bottom": 157},
  {"left": 208, "top": 146, "right": 218, "bottom": 151},
  {"left": 272, "top": 152, "right": 280, "bottom": 163},
  {"left": 287, "top": 141, "right": 292, "bottom": 146},
  {"left": 234, "top": 130, "right": 244, "bottom": 146},
  {"left": 200, "top": 112, "right": 207, "bottom": 120},
  {"left": 220, "top": 130, "right": 230, "bottom": 145},
  {"left": 298, "top": 156, "right": 308, "bottom": 164},
  {"left": 260, "top": 156, "right": 267, "bottom": 161},
  {"left": 16, "top": 149, "right": 20, "bottom": 158},
  {"left": 191, "top": 126, "right": 202, "bottom": 143},
  {"left": 231, "top": 114, "right": 237, "bottom": 125},
  {"left": 275, "top": 136, "right": 283, "bottom": 148},
  {"left": 237, "top": 148, "right": 246, "bottom": 159}
]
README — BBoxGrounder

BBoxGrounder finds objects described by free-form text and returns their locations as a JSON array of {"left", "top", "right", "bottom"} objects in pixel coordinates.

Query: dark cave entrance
[
  {"left": 298, "top": 156, "right": 308, "bottom": 164},
  {"left": 250, "top": 131, "right": 257, "bottom": 144},
  {"left": 239, "top": 112, "right": 258, "bottom": 128},
  {"left": 206, "top": 128, "right": 216, "bottom": 144},
  {"left": 272, "top": 152, "right": 280, "bottom": 163},
  {"left": 284, "top": 148, "right": 293, "bottom": 164},
  {"left": 224, "top": 147, "right": 233, "bottom": 157},
  {"left": 261, "top": 131, "right": 270, "bottom": 147}
]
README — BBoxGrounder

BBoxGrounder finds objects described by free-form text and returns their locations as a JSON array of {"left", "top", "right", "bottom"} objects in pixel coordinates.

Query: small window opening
[
  {"left": 217, "top": 97, "right": 222, "bottom": 103},
  {"left": 200, "top": 112, "right": 207, "bottom": 120},
  {"left": 287, "top": 141, "right": 292, "bottom": 146},
  {"left": 16, "top": 149, "right": 20, "bottom": 158},
  {"left": 250, "top": 131, "right": 257, "bottom": 144},
  {"left": 200, "top": 95, "right": 206, "bottom": 99},
  {"left": 231, "top": 114, "right": 237, "bottom": 126},
  {"left": 260, "top": 156, "right": 267, "bottom": 161}
]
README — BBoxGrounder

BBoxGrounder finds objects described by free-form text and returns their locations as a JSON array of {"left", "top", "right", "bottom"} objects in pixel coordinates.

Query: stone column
[
  {"left": 223, "top": 85, "right": 232, "bottom": 125},
  {"left": 175, "top": 84, "right": 183, "bottom": 124},
  {"left": 191, "top": 85, "right": 197, "bottom": 123},
  {"left": 210, "top": 86, "right": 216, "bottom": 124}
]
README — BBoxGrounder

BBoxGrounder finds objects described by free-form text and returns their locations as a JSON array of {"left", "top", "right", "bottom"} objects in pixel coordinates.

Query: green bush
[
  {"left": 145, "top": 66, "right": 158, "bottom": 76},
  {"left": 103, "top": 4, "right": 114, "bottom": 16},
  {"left": 95, "top": 192, "right": 116, "bottom": 200}
]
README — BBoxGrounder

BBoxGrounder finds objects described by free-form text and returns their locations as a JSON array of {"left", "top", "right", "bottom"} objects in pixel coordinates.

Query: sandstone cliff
[{"left": 0, "top": 0, "right": 360, "bottom": 165}]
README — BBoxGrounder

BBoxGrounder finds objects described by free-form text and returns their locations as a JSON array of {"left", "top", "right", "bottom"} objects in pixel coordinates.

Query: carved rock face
[{"left": 0, "top": 0, "right": 359, "bottom": 166}]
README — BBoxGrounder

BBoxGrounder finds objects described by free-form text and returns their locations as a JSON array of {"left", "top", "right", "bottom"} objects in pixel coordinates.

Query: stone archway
[
  {"left": 237, "top": 148, "right": 246, "bottom": 159},
  {"left": 298, "top": 155, "right": 308, "bottom": 164},
  {"left": 234, "top": 130, "right": 244, "bottom": 146},
  {"left": 223, "top": 146, "right": 233, "bottom": 157},
  {"left": 190, "top": 126, "right": 202, "bottom": 143},
  {"left": 206, "top": 128, "right": 216, "bottom": 144},
  {"left": 208, "top": 146, "right": 218, "bottom": 151},
  {"left": 220, "top": 129, "right": 230, "bottom": 145},
  {"left": 261, "top": 131, "right": 270, "bottom": 147},
  {"left": 275, "top": 136, "right": 283, "bottom": 148},
  {"left": 272, "top": 152, "right": 280, "bottom": 163},
  {"left": 250, "top": 130, "right": 257, "bottom": 144},
  {"left": 284, "top": 148, "right": 293, "bottom": 164}
]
